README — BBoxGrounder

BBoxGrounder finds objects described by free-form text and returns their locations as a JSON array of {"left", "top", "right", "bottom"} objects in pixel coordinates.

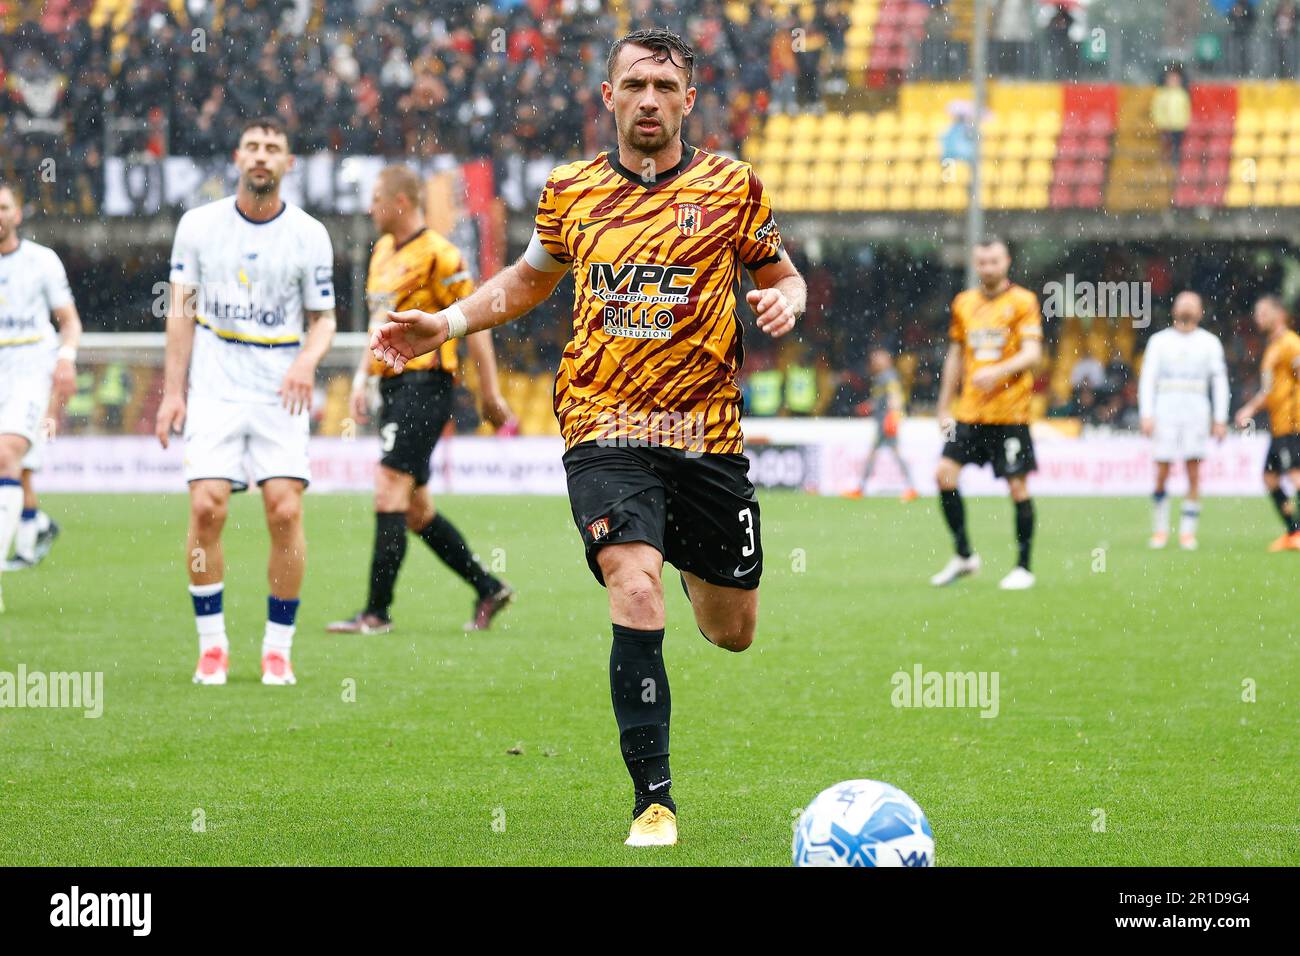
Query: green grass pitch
[{"left": 1, "top": 491, "right": 1296, "bottom": 866}]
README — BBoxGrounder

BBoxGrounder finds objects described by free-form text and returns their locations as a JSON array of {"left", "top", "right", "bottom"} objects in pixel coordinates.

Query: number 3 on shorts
[
  {"left": 738, "top": 506, "right": 756, "bottom": 557},
  {"left": 1003, "top": 436, "right": 1021, "bottom": 468},
  {"left": 381, "top": 421, "right": 398, "bottom": 453}
]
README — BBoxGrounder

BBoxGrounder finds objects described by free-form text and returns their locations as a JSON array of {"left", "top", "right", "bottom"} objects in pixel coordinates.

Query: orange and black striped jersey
[
  {"left": 367, "top": 227, "right": 473, "bottom": 377},
  {"left": 949, "top": 283, "right": 1043, "bottom": 425},
  {"left": 526, "top": 143, "right": 784, "bottom": 454},
  {"left": 1262, "top": 328, "right": 1300, "bottom": 435}
]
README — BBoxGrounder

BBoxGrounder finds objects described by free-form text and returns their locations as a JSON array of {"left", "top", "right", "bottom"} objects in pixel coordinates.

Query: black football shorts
[
  {"left": 562, "top": 441, "right": 763, "bottom": 590},
  {"left": 377, "top": 370, "right": 454, "bottom": 487},
  {"left": 1264, "top": 433, "right": 1300, "bottom": 474},
  {"left": 941, "top": 422, "right": 1037, "bottom": 479}
]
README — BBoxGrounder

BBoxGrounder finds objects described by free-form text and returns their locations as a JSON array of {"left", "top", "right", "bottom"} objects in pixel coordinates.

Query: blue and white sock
[
  {"left": 1180, "top": 501, "right": 1201, "bottom": 538},
  {"left": 264, "top": 596, "right": 300, "bottom": 659},
  {"left": 1152, "top": 490, "right": 1170, "bottom": 535},
  {"left": 14, "top": 508, "right": 39, "bottom": 561},
  {"left": 0, "top": 479, "right": 23, "bottom": 569},
  {"left": 189, "top": 582, "right": 227, "bottom": 653}
]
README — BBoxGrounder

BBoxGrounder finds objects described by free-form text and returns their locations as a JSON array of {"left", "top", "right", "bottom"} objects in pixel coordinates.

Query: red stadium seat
[
  {"left": 1078, "top": 160, "right": 1106, "bottom": 186},
  {"left": 1076, "top": 184, "right": 1104, "bottom": 208},
  {"left": 1050, "top": 183, "right": 1074, "bottom": 208}
]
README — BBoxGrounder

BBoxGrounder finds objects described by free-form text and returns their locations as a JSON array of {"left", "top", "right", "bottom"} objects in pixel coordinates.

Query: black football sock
[
  {"left": 940, "top": 488, "right": 971, "bottom": 558},
  {"left": 416, "top": 513, "right": 500, "bottom": 598},
  {"left": 1269, "top": 488, "right": 1298, "bottom": 533},
  {"left": 610, "top": 623, "right": 674, "bottom": 817},
  {"left": 365, "top": 511, "right": 407, "bottom": 619},
  {"left": 1014, "top": 498, "right": 1035, "bottom": 571}
]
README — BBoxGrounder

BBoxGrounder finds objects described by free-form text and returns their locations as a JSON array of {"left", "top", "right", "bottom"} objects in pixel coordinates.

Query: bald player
[
  {"left": 1235, "top": 295, "right": 1300, "bottom": 551},
  {"left": 1138, "top": 291, "right": 1229, "bottom": 551}
]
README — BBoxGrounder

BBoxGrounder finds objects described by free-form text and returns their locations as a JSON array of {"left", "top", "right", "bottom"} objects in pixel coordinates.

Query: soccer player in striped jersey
[
  {"left": 154, "top": 117, "right": 337, "bottom": 686},
  {"left": 0, "top": 181, "right": 81, "bottom": 609},
  {"left": 1234, "top": 295, "right": 1300, "bottom": 551},
  {"left": 932, "top": 239, "right": 1044, "bottom": 590},
  {"left": 328, "top": 165, "right": 515, "bottom": 635},
  {"left": 370, "top": 29, "right": 806, "bottom": 846}
]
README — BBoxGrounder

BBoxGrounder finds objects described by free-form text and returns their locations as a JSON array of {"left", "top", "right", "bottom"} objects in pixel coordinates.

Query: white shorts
[
  {"left": 22, "top": 424, "right": 46, "bottom": 472},
  {"left": 183, "top": 396, "right": 310, "bottom": 491},
  {"left": 0, "top": 362, "right": 53, "bottom": 452},
  {"left": 1152, "top": 413, "right": 1210, "bottom": 463}
]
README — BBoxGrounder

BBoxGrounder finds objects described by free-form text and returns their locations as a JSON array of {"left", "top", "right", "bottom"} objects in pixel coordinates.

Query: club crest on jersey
[
  {"left": 587, "top": 517, "right": 611, "bottom": 541},
  {"left": 675, "top": 203, "right": 704, "bottom": 237}
]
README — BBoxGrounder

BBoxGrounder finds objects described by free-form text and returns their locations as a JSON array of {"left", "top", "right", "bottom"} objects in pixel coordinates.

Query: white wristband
[
  {"left": 444, "top": 304, "right": 469, "bottom": 340},
  {"left": 57, "top": 345, "right": 77, "bottom": 363}
]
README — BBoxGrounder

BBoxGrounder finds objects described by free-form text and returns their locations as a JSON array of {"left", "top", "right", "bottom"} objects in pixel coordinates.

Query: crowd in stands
[{"left": 0, "top": 0, "right": 855, "bottom": 200}]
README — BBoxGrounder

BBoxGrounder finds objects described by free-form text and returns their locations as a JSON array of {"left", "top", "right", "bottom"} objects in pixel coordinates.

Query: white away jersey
[
  {"left": 1138, "top": 326, "right": 1229, "bottom": 422},
  {"left": 0, "top": 239, "right": 73, "bottom": 370},
  {"left": 170, "top": 196, "right": 335, "bottom": 404}
]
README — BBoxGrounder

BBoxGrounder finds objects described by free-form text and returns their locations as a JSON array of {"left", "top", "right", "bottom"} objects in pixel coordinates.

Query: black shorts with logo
[
  {"left": 941, "top": 422, "right": 1037, "bottom": 478},
  {"left": 562, "top": 441, "right": 763, "bottom": 590},
  {"left": 378, "top": 370, "right": 454, "bottom": 487},
  {"left": 1264, "top": 433, "right": 1300, "bottom": 473}
]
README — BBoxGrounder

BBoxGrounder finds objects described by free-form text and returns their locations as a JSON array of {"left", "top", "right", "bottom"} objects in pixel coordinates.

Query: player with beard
[
  {"left": 370, "top": 29, "right": 806, "bottom": 846},
  {"left": 155, "top": 117, "right": 337, "bottom": 686}
]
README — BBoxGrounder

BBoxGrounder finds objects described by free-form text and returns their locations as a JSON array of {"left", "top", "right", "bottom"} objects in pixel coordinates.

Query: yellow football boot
[{"left": 625, "top": 803, "right": 678, "bottom": 847}]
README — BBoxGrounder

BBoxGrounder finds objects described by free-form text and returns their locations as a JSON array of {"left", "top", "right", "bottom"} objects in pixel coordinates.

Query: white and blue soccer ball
[{"left": 792, "top": 779, "right": 934, "bottom": 867}]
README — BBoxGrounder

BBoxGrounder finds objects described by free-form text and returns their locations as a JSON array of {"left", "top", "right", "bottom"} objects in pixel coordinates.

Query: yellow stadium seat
[
  {"left": 840, "top": 162, "right": 867, "bottom": 187},
  {"left": 811, "top": 160, "right": 839, "bottom": 188},
  {"left": 1259, "top": 134, "right": 1287, "bottom": 159},
  {"left": 1284, "top": 155, "right": 1300, "bottom": 181},
  {"left": 808, "top": 188, "right": 834, "bottom": 211},
  {"left": 1256, "top": 182, "right": 1280, "bottom": 206},
  {"left": 1237, "top": 110, "right": 1264, "bottom": 136},
  {"left": 766, "top": 115, "right": 793, "bottom": 140},
  {"left": 834, "top": 186, "right": 863, "bottom": 210},
  {"left": 894, "top": 137, "right": 926, "bottom": 161},
  {"left": 1259, "top": 157, "right": 1285, "bottom": 183},
  {"left": 862, "top": 187, "right": 888, "bottom": 210},
  {"left": 1224, "top": 182, "right": 1251, "bottom": 207},
  {"left": 885, "top": 186, "right": 914, "bottom": 210},
  {"left": 786, "top": 164, "right": 813, "bottom": 189},
  {"left": 1027, "top": 159, "right": 1053, "bottom": 185},
  {"left": 918, "top": 160, "right": 946, "bottom": 186},
  {"left": 1027, "top": 135, "right": 1056, "bottom": 161},
  {"left": 941, "top": 184, "right": 967, "bottom": 209},
  {"left": 1281, "top": 182, "right": 1300, "bottom": 206},
  {"left": 1001, "top": 136, "right": 1030, "bottom": 161},
  {"left": 874, "top": 112, "right": 901, "bottom": 137},
  {"left": 913, "top": 185, "right": 942, "bottom": 210},
  {"left": 865, "top": 161, "right": 891, "bottom": 187}
]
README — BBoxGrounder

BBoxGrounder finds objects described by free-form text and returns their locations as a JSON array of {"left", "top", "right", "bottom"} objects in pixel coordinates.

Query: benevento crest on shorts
[
  {"left": 674, "top": 203, "right": 704, "bottom": 237},
  {"left": 587, "top": 517, "right": 611, "bottom": 541}
]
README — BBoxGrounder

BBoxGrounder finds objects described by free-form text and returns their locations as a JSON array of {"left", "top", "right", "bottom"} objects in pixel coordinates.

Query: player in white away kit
[
  {"left": 1138, "top": 291, "right": 1229, "bottom": 551},
  {"left": 154, "top": 118, "right": 337, "bottom": 685},
  {"left": 0, "top": 182, "right": 81, "bottom": 608}
]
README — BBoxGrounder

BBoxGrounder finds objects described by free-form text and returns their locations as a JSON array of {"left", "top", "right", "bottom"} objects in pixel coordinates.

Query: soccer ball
[{"left": 792, "top": 779, "right": 934, "bottom": 867}]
